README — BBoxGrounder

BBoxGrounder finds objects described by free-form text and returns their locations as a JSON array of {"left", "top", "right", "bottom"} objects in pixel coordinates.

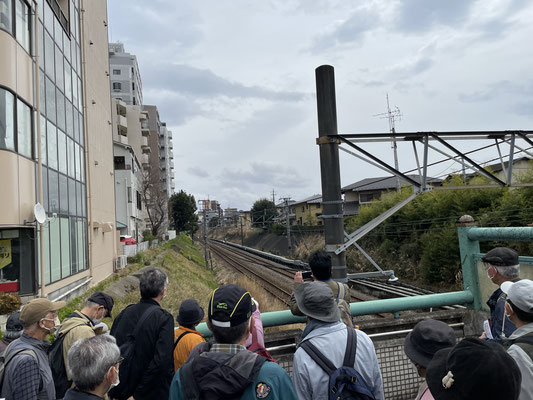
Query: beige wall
[
  {"left": 0, "top": 30, "right": 33, "bottom": 105},
  {"left": 81, "top": 0, "right": 117, "bottom": 284}
]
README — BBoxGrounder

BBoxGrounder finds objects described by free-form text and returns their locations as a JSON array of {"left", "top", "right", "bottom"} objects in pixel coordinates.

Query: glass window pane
[
  {"left": 16, "top": 99, "right": 32, "bottom": 158},
  {"left": 43, "top": 224, "right": 50, "bottom": 284},
  {"left": 48, "top": 169, "right": 59, "bottom": 214},
  {"left": 72, "top": 69, "right": 78, "bottom": 110},
  {"left": 38, "top": 23, "right": 44, "bottom": 69},
  {"left": 70, "top": 216, "right": 77, "bottom": 274},
  {"left": 70, "top": 38, "right": 77, "bottom": 73},
  {"left": 77, "top": 77, "right": 82, "bottom": 110},
  {"left": 67, "top": 137, "right": 74, "bottom": 178},
  {"left": 75, "top": 143, "right": 81, "bottom": 181},
  {"left": 45, "top": 77, "right": 56, "bottom": 124},
  {"left": 44, "top": 1, "right": 53, "bottom": 34},
  {"left": 63, "top": 30, "right": 70, "bottom": 62},
  {"left": 50, "top": 219, "right": 61, "bottom": 282},
  {"left": 73, "top": 110, "right": 78, "bottom": 141},
  {"left": 0, "top": 0, "right": 13, "bottom": 33},
  {"left": 65, "top": 100, "right": 73, "bottom": 137},
  {"left": 42, "top": 166, "right": 48, "bottom": 211},
  {"left": 0, "top": 89, "right": 15, "bottom": 151},
  {"left": 56, "top": 89, "right": 65, "bottom": 131},
  {"left": 60, "top": 217, "right": 70, "bottom": 278},
  {"left": 54, "top": 13, "right": 63, "bottom": 48},
  {"left": 77, "top": 218, "right": 84, "bottom": 271},
  {"left": 64, "top": 61, "right": 72, "bottom": 101},
  {"left": 40, "top": 115, "right": 47, "bottom": 165},
  {"left": 57, "top": 129, "right": 66, "bottom": 174},
  {"left": 39, "top": 70, "right": 46, "bottom": 117},
  {"left": 47, "top": 120, "right": 57, "bottom": 170},
  {"left": 45, "top": 32, "right": 55, "bottom": 81},
  {"left": 55, "top": 46, "right": 64, "bottom": 92},
  {"left": 78, "top": 113, "right": 83, "bottom": 146},
  {"left": 69, "top": 178, "right": 76, "bottom": 215},
  {"left": 79, "top": 145, "right": 84, "bottom": 182},
  {"left": 15, "top": 0, "right": 30, "bottom": 52},
  {"left": 59, "top": 173, "right": 68, "bottom": 214},
  {"left": 80, "top": 184, "right": 85, "bottom": 217}
]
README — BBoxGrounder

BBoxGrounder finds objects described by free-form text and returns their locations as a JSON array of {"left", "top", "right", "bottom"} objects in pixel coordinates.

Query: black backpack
[
  {"left": 300, "top": 327, "right": 376, "bottom": 400},
  {"left": 109, "top": 305, "right": 158, "bottom": 400},
  {"left": 48, "top": 322, "right": 89, "bottom": 398}
]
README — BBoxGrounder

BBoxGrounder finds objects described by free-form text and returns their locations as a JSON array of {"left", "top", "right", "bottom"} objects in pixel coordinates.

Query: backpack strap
[
  {"left": 132, "top": 305, "right": 159, "bottom": 339},
  {"left": 174, "top": 331, "right": 192, "bottom": 350},
  {"left": 336, "top": 282, "right": 344, "bottom": 303},
  {"left": 300, "top": 339, "right": 336, "bottom": 375},
  {"left": 342, "top": 326, "right": 357, "bottom": 367},
  {"left": 512, "top": 336, "right": 533, "bottom": 346}
]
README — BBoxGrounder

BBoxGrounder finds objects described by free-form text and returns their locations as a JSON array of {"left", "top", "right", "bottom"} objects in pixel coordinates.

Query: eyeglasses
[{"left": 115, "top": 357, "right": 124, "bottom": 366}]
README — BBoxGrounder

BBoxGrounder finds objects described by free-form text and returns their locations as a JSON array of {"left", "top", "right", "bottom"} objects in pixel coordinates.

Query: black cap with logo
[{"left": 208, "top": 284, "right": 256, "bottom": 328}]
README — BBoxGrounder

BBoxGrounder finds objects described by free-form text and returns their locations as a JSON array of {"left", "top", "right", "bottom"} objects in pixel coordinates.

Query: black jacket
[
  {"left": 63, "top": 387, "right": 104, "bottom": 399},
  {"left": 110, "top": 298, "right": 174, "bottom": 400}
]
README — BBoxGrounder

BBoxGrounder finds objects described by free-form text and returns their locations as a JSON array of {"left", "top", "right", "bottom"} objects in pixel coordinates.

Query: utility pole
[
  {"left": 271, "top": 189, "right": 276, "bottom": 204},
  {"left": 240, "top": 216, "right": 244, "bottom": 246},
  {"left": 315, "top": 65, "right": 347, "bottom": 282},
  {"left": 203, "top": 209, "right": 209, "bottom": 269},
  {"left": 281, "top": 197, "right": 292, "bottom": 255},
  {"left": 263, "top": 209, "right": 266, "bottom": 229}
]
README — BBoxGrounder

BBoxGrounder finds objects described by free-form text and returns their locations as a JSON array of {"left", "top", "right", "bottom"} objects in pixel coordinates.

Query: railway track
[{"left": 209, "top": 239, "right": 464, "bottom": 311}]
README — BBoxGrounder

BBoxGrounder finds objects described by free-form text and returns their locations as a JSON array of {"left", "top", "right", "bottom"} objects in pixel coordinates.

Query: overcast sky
[{"left": 107, "top": 0, "right": 533, "bottom": 210}]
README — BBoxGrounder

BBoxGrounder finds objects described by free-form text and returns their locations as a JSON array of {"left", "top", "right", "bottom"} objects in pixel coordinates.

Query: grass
[{"left": 59, "top": 233, "right": 218, "bottom": 329}]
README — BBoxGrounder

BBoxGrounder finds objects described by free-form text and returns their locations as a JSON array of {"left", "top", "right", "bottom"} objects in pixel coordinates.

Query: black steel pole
[{"left": 315, "top": 65, "right": 347, "bottom": 282}]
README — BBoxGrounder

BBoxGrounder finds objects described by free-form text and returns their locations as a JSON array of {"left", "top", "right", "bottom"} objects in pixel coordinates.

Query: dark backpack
[
  {"left": 300, "top": 327, "right": 376, "bottom": 400},
  {"left": 505, "top": 333, "right": 533, "bottom": 362},
  {"left": 0, "top": 346, "right": 37, "bottom": 389},
  {"left": 48, "top": 322, "right": 89, "bottom": 398},
  {"left": 109, "top": 305, "right": 158, "bottom": 400}
]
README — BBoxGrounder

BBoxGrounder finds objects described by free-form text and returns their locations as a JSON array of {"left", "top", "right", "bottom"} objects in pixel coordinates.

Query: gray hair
[
  {"left": 85, "top": 300, "right": 100, "bottom": 308},
  {"left": 67, "top": 335, "right": 120, "bottom": 391},
  {"left": 140, "top": 268, "right": 168, "bottom": 299},
  {"left": 496, "top": 264, "right": 520, "bottom": 279},
  {"left": 3, "top": 330, "right": 22, "bottom": 340}
]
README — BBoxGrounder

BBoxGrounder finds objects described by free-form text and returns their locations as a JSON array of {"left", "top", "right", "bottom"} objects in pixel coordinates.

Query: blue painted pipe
[{"left": 467, "top": 227, "right": 533, "bottom": 242}]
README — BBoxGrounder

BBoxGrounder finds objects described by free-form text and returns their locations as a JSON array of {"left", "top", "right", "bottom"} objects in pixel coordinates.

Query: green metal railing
[{"left": 194, "top": 222, "right": 533, "bottom": 337}]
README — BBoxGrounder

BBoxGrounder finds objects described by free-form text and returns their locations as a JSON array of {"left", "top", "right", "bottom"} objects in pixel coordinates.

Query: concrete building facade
[
  {"left": 0, "top": 0, "right": 116, "bottom": 299},
  {"left": 159, "top": 122, "right": 175, "bottom": 194}
]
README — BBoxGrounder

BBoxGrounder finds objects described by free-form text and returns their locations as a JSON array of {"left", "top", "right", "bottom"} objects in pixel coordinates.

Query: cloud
[
  {"left": 187, "top": 167, "right": 209, "bottom": 178},
  {"left": 309, "top": 6, "right": 380, "bottom": 52},
  {"left": 144, "top": 64, "right": 306, "bottom": 101},
  {"left": 219, "top": 162, "right": 310, "bottom": 190},
  {"left": 394, "top": 0, "right": 473, "bottom": 33}
]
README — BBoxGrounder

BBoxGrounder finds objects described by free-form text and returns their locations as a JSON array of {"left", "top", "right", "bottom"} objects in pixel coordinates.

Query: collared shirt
[
  {"left": 210, "top": 343, "right": 246, "bottom": 355},
  {"left": 506, "top": 322, "right": 533, "bottom": 400}
]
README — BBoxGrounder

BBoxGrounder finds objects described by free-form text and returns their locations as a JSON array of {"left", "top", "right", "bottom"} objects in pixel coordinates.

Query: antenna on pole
[{"left": 374, "top": 94, "right": 403, "bottom": 191}]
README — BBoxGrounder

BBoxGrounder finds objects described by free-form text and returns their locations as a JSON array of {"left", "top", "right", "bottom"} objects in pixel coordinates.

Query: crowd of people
[{"left": 0, "top": 247, "right": 531, "bottom": 400}]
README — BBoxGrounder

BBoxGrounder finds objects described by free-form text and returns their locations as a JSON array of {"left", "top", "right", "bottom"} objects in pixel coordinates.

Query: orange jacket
[{"left": 173, "top": 326, "right": 205, "bottom": 371}]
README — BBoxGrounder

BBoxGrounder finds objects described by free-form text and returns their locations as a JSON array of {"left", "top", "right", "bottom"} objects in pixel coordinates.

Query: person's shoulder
[{"left": 258, "top": 360, "right": 290, "bottom": 377}]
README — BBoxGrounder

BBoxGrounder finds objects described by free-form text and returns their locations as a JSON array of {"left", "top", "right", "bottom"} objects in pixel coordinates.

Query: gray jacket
[
  {"left": 506, "top": 323, "right": 533, "bottom": 400},
  {"left": 292, "top": 321, "right": 385, "bottom": 400},
  {"left": 0, "top": 333, "right": 55, "bottom": 400}
]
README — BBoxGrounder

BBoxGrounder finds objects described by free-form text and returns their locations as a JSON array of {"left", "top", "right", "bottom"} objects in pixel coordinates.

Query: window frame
[{"left": 0, "top": 85, "right": 34, "bottom": 160}]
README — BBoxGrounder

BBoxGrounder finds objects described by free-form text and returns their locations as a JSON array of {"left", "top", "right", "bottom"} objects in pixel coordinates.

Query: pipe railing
[{"left": 196, "top": 290, "right": 474, "bottom": 337}]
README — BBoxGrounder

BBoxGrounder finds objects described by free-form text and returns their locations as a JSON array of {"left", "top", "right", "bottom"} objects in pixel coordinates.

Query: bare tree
[{"left": 140, "top": 168, "right": 168, "bottom": 237}]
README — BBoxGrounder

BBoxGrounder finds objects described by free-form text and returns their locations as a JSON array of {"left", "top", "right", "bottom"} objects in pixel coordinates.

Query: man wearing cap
[
  {"left": 0, "top": 312, "right": 23, "bottom": 353},
  {"left": 426, "top": 337, "right": 522, "bottom": 400},
  {"left": 0, "top": 298, "right": 66, "bottom": 400},
  {"left": 173, "top": 299, "right": 205, "bottom": 371},
  {"left": 501, "top": 279, "right": 533, "bottom": 400},
  {"left": 482, "top": 246, "right": 521, "bottom": 342},
  {"left": 404, "top": 319, "right": 456, "bottom": 400},
  {"left": 51, "top": 291, "right": 114, "bottom": 397},
  {"left": 170, "top": 284, "right": 297, "bottom": 400},
  {"left": 292, "top": 281, "right": 384, "bottom": 400}
]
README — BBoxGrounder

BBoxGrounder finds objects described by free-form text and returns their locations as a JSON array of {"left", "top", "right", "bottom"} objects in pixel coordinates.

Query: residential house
[{"left": 293, "top": 195, "right": 323, "bottom": 226}]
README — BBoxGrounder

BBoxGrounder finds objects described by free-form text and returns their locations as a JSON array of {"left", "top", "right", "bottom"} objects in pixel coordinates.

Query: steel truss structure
[{"left": 315, "top": 65, "right": 533, "bottom": 282}]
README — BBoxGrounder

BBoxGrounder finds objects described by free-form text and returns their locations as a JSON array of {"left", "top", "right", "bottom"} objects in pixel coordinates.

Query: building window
[
  {"left": 114, "top": 156, "right": 125, "bottom": 170},
  {"left": 316, "top": 204, "right": 320, "bottom": 209},
  {"left": 0, "top": 0, "right": 13, "bottom": 34},
  {"left": 132, "top": 97, "right": 136, "bottom": 105},
  {"left": 359, "top": 193, "right": 376, "bottom": 203},
  {"left": 112, "top": 82, "right": 121, "bottom": 91},
  {"left": 136, "top": 191, "right": 141, "bottom": 210},
  {"left": 15, "top": 0, "right": 30, "bottom": 52},
  {"left": 0, "top": 88, "right": 15, "bottom": 151},
  {"left": 113, "top": 69, "right": 121, "bottom": 75},
  {"left": 127, "top": 187, "right": 132, "bottom": 203},
  {"left": 16, "top": 98, "right": 32, "bottom": 158},
  {"left": 0, "top": 229, "right": 35, "bottom": 294},
  {"left": 132, "top": 82, "right": 135, "bottom": 90}
]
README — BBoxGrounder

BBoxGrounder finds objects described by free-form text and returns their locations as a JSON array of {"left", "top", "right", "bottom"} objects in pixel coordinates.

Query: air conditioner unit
[{"left": 114, "top": 255, "right": 127, "bottom": 271}]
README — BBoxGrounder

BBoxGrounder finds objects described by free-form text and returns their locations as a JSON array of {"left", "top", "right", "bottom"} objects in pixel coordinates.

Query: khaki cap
[{"left": 20, "top": 298, "right": 66, "bottom": 326}]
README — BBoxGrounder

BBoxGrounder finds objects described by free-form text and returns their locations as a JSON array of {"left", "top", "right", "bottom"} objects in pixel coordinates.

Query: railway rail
[{"left": 209, "top": 239, "right": 464, "bottom": 311}]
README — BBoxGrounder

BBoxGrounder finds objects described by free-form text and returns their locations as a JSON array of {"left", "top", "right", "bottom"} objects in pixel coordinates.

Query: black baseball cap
[
  {"left": 208, "top": 284, "right": 256, "bottom": 328},
  {"left": 426, "top": 338, "right": 521, "bottom": 400},
  {"left": 6, "top": 312, "right": 23, "bottom": 332},
  {"left": 481, "top": 247, "right": 519, "bottom": 267},
  {"left": 88, "top": 292, "right": 114, "bottom": 318}
]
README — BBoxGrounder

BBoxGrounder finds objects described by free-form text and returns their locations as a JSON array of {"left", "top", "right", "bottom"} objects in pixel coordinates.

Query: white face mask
[
  {"left": 41, "top": 316, "right": 60, "bottom": 335},
  {"left": 93, "top": 308, "right": 105, "bottom": 325}
]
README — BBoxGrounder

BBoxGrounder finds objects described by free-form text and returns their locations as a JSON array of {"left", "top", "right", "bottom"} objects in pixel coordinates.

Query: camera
[{"left": 302, "top": 271, "right": 312, "bottom": 280}]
